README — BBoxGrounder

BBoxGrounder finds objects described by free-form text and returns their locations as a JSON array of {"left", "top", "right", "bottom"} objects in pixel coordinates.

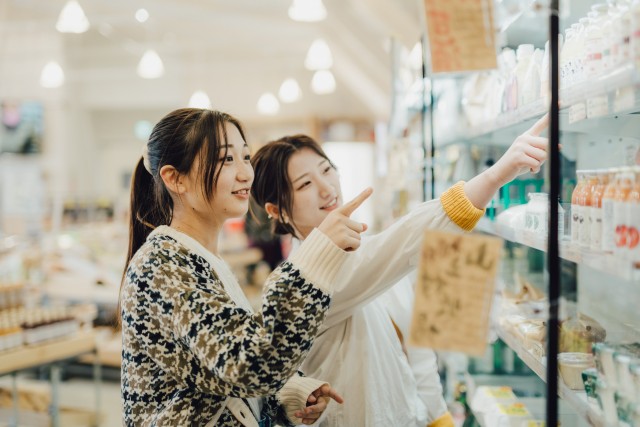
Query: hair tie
[{"left": 141, "top": 143, "right": 152, "bottom": 174}]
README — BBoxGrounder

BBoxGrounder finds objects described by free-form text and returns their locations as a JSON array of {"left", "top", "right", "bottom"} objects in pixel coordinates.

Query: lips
[
  {"left": 320, "top": 197, "right": 338, "bottom": 210},
  {"left": 232, "top": 188, "right": 250, "bottom": 195}
]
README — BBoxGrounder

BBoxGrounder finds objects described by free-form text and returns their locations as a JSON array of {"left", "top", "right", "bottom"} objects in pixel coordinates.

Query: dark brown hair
[
  {"left": 119, "top": 108, "right": 245, "bottom": 322},
  {"left": 251, "top": 134, "right": 334, "bottom": 237}
]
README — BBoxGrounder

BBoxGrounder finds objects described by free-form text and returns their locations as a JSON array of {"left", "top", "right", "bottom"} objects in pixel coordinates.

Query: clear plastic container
[{"left": 558, "top": 352, "right": 595, "bottom": 390}]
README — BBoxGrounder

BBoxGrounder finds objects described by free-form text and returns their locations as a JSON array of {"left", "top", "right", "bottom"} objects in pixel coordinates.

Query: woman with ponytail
[{"left": 120, "top": 108, "right": 372, "bottom": 426}]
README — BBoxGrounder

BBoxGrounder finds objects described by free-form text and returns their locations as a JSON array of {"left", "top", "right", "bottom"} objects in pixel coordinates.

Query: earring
[{"left": 267, "top": 214, "right": 273, "bottom": 219}]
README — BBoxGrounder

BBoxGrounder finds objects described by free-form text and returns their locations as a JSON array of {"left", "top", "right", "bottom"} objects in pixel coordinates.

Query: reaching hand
[
  {"left": 491, "top": 114, "right": 550, "bottom": 186},
  {"left": 294, "top": 384, "right": 344, "bottom": 425},
  {"left": 317, "top": 187, "right": 373, "bottom": 251}
]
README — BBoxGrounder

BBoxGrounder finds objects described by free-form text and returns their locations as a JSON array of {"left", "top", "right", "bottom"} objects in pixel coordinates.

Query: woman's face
[
  {"left": 185, "top": 123, "right": 254, "bottom": 223},
  {"left": 287, "top": 147, "right": 342, "bottom": 239}
]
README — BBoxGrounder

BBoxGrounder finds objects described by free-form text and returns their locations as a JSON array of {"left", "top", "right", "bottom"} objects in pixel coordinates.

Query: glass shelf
[
  {"left": 476, "top": 217, "right": 640, "bottom": 282},
  {"left": 496, "top": 324, "right": 615, "bottom": 427},
  {"left": 436, "top": 64, "right": 640, "bottom": 148}
]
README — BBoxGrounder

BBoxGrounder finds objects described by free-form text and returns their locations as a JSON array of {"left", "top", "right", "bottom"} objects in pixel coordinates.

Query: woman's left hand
[
  {"left": 490, "top": 113, "right": 550, "bottom": 186},
  {"left": 294, "top": 384, "right": 344, "bottom": 425}
]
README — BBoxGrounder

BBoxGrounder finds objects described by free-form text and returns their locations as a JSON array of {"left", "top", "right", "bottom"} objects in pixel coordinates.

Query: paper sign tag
[
  {"left": 409, "top": 230, "right": 502, "bottom": 355},
  {"left": 423, "top": 0, "right": 498, "bottom": 73}
]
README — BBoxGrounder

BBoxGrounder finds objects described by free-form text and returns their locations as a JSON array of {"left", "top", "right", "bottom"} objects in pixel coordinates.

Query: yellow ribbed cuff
[
  {"left": 440, "top": 181, "right": 485, "bottom": 231},
  {"left": 428, "top": 411, "right": 455, "bottom": 427}
]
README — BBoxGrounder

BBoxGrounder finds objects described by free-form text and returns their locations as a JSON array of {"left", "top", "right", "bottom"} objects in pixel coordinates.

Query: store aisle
[
  {"left": 0, "top": 377, "right": 122, "bottom": 427},
  {"left": 57, "top": 378, "right": 122, "bottom": 427}
]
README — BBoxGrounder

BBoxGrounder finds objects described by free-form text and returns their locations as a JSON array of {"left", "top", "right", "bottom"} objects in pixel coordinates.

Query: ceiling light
[
  {"left": 40, "top": 61, "right": 65, "bottom": 88},
  {"left": 305, "top": 39, "right": 333, "bottom": 70},
  {"left": 135, "top": 8, "right": 149, "bottom": 23},
  {"left": 278, "top": 78, "right": 302, "bottom": 103},
  {"left": 257, "top": 93, "right": 280, "bottom": 115},
  {"left": 137, "top": 49, "right": 164, "bottom": 79},
  {"left": 311, "top": 70, "right": 335, "bottom": 95},
  {"left": 188, "top": 90, "right": 212, "bottom": 109},
  {"left": 56, "top": 0, "right": 90, "bottom": 34},
  {"left": 288, "top": 0, "right": 327, "bottom": 22}
]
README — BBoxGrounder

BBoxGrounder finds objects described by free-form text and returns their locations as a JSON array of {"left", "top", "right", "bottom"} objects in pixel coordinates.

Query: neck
[{"left": 170, "top": 209, "right": 222, "bottom": 255}]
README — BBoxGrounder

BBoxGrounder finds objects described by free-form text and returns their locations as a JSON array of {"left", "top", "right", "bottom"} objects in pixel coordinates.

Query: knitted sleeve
[{"left": 168, "top": 260, "right": 332, "bottom": 397}]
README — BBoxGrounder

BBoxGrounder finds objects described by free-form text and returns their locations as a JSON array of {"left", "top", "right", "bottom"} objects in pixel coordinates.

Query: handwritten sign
[
  {"left": 409, "top": 230, "right": 502, "bottom": 355},
  {"left": 423, "top": 0, "right": 497, "bottom": 73}
]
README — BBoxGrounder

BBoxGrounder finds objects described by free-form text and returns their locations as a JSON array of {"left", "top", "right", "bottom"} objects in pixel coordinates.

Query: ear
[
  {"left": 264, "top": 202, "right": 280, "bottom": 221},
  {"left": 159, "top": 165, "right": 186, "bottom": 194}
]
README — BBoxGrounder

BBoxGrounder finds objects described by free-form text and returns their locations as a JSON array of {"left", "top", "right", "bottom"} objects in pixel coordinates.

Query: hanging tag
[
  {"left": 409, "top": 229, "right": 502, "bottom": 355},
  {"left": 423, "top": 0, "right": 498, "bottom": 74}
]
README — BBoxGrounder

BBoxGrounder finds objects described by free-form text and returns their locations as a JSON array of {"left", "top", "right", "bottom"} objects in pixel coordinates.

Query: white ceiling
[{"left": 0, "top": 0, "right": 426, "bottom": 122}]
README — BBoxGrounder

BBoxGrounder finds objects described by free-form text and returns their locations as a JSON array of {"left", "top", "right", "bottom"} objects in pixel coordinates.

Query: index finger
[
  {"left": 336, "top": 187, "right": 373, "bottom": 217},
  {"left": 316, "top": 384, "right": 344, "bottom": 403},
  {"left": 526, "top": 113, "right": 549, "bottom": 136},
  {"left": 323, "top": 387, "right": 344, "bottom": 404}
]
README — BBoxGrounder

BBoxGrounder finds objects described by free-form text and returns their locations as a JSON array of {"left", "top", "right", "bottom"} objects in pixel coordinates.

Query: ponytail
[{"left": 117, "top": 157, "right": 171, "bottom": 325}]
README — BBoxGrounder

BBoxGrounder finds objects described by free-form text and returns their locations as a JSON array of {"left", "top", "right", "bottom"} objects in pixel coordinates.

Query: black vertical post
[
  {"left": 420, "top": 36, "right": 429, "bottom": 201},
  {"left": 547, "top": 1, "right": 561, "bottom": 426},
  {"left": 422, "top": 35, "right": 436, "bottom": 201}
]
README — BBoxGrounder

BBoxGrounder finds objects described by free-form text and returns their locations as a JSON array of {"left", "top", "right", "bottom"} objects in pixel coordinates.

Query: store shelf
[
  {"left": 476, "top": 217, "right": 640, "bottom": 282},
  {"left": 496, "top": 325, "right": 615, "bottom": 427},
  {"left": 0, "top": 331, "right": 96, "bottom": 376},
  {"left": 436, "top": 64, "right": 640, "bottom": 148}
]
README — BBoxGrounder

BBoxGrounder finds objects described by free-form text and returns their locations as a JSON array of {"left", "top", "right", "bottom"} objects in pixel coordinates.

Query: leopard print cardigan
[{"left": 121, "top": 227, "right": 337, "bottom": 426}]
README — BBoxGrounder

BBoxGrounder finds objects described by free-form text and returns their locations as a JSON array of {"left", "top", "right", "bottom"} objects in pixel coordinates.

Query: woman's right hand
[{"left": 317, "top": 188, "right": 373, "bottom": 251}]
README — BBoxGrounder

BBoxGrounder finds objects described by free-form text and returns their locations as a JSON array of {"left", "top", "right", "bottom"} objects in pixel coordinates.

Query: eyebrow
[
  {"left": 220, "top": 142, "right": 249, "bottom": 149},
  {"left": 292, "top": 159, "right": 329, "bottom": 183}
]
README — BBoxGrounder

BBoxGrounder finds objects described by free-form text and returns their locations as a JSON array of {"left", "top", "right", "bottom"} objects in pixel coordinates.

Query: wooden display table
[
  {"left": 0, "top": 331, "right": 100, "bottom": 427},
  {"left": 0, "top": 331, "right": 96, "bottom": 376}
]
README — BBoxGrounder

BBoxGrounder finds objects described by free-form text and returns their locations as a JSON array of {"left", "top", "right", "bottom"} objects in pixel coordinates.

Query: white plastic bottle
[
  {"left": 585, "top": 9, "right": 605, "bottom": 79},
  {"left": 574, "top": 17, "right": 591, "bottom": 83},
  {"left": 611, "top": 0, "right": 632, "bottom": 68},
  {"left": 602, "top": 168, "right": 621, "bottom": 252},
  {"left": 515, "top": 44, "right": 534, "bottom": 108},
  {"left": 571, "top": 170, "right": 585, "bottom": 245},
  {"left": 502, "top": 48, "right": 518, "bottom": 112},
  {"left": 614, "top": 167, "right": 634, "bottom": 256},
  {"left": 601, "top": 2, "right": 617, "bottom": 73},
  {"left": 561, "top": 28, "right": 575, "bottom": 87},
  {"left": 523, "top": 48, "right": 543, "bottom": 105},
  {"left": 632, "top": 0, "right": 640, "bottom": 68}
]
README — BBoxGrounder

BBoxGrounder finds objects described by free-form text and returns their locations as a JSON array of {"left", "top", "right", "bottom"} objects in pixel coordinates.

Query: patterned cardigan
[{"left": 121, "top": 226, "right": 346, "bottom": 426}]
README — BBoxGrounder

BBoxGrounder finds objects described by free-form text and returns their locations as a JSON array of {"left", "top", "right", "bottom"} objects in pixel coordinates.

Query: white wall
[{"left": 322, "top": 141, "right": 375, "bottom": 227}]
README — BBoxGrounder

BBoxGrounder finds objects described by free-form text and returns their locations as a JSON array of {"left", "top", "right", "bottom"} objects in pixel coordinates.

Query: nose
[
  {"left": 318, "top": 177, "right": 334, "bottom": 198},
  {"left": 237, "top": 161, "right": 254, "bottom": 184}
]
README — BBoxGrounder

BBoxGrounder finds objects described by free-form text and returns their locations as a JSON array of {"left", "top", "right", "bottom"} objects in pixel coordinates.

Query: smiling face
[
  {"left": 211, "top": 123, "right": 254, "bottom": 220},
  {"left": 181, "top": 123, "right": 254, "bottom": 224},
  {"left": 287, "top": 147, "right": 342, "bottom": 239}
]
